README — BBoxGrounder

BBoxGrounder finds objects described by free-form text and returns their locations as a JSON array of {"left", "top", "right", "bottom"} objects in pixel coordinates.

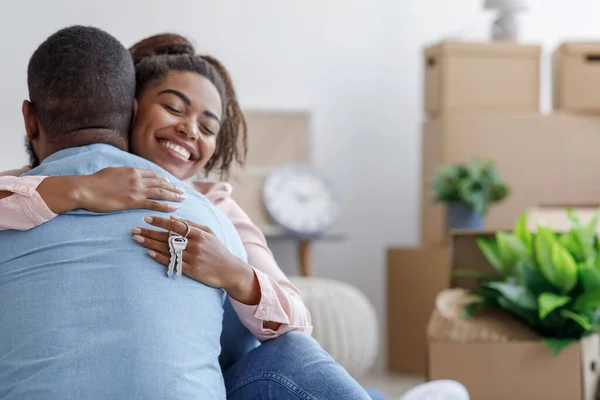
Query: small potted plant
[
  {"left": 430, "top": 158, "right": 510, "bottom": 230},
  {"left": 462, "top": 209, "right": 600, "bottom": 355}
]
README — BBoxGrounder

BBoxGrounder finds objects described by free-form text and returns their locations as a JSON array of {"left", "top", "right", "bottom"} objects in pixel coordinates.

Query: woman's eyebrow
[{"left": 158, "top": 89, "right": 191, "bottom": 105}]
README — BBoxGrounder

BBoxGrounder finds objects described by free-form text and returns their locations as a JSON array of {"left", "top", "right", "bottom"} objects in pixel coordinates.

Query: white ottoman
[{"left": 289, "top": 277, "right": 379, "bottom": 377}]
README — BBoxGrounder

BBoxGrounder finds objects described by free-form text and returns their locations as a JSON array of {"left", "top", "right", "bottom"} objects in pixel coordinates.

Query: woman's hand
[
  {"left": 40, "top": 167, "right": 186, "bottom": 214},
  {"left": 131, "top": 215, "right": 261, "bottom": 305}
]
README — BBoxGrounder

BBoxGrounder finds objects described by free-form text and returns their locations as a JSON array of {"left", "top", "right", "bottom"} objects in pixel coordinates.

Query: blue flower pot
[{"left": 446, "top": 203, "right": 484, "bottom": 231}]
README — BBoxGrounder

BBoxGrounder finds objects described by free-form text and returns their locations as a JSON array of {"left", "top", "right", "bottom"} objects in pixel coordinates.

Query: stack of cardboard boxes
[{"left": 387, "top": 40, "right": 600, "bottom": 379}]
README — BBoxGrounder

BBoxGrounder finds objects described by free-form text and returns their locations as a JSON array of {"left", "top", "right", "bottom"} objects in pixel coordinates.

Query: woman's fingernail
[
  {"left": 144, "top": 216, "right": 153, "bottom": 223},
  {"left": 171, "top": 215, "right": 180, "bottom": 220},
  {"left": 148, "top": 250, "right": 156, "bottom": 258},
  {"left": 168, "top": 205, "right": 178, "bottom": 211},
  {"left": 178, "top": 195, "right": 186, "bottom": 200},
  {"left": 133, "top": 235, "right": 144, "bottom": 243},
  {"left": 177, "top": 188, "right": 185, "bottom": 194},
  {"left": 131, "top": 227, "right": 142, "bottom": 234}
]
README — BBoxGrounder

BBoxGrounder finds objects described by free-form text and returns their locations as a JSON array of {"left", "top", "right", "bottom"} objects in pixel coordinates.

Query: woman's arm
[
  {"left": 0, "top": 167, "right": 186, "bottom": 231},
  {"left": 195, "top": 181, "right": 314, "bottom": 340}
]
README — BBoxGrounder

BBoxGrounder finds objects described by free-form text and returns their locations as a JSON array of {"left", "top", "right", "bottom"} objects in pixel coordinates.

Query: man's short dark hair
[{"left": 27, "top": 26, "right": 136, "bottom": 143}]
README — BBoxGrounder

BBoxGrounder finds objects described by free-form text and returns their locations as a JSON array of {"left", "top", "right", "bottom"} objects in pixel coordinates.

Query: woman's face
[{"left": 130, "top": 71, "right": 223, "bottom": 180}]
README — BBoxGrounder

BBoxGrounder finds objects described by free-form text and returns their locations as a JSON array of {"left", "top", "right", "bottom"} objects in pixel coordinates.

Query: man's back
[{"left": 0, "top": 144, "right": 246, "bottom": 400}]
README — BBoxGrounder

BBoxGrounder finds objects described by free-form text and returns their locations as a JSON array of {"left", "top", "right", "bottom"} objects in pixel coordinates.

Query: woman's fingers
[
  {"left": 132, "top": 233, "right": 171, "bottom": 255},
  {"left": 146, "top": 250, "right": 171, "bottom": 267},
  {"left": 131, "top": 227, "right": 170, "bottom": 242},
  {"left": 170, "top": 215, "right": 213, "bottom": 234},
  {"left": 145, "top": 186, "right": 186, "bottom": 202},
  {"left": 142, "top": 216, "right": 195, "bottom": 238},
  {"left": 137, "top": 199, "right": 178, "bottom": 212},
  {"left": 146, "top": 176, "right": 185, "bottom": 194}
]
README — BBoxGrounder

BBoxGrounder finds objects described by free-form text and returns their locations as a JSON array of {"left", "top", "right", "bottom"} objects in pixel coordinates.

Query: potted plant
[
  {"left": 430, "top": 158, "right": 510, "bottom": 230},
  {"left": 461, "top": 209, "right": 600, "bottom": 355}
]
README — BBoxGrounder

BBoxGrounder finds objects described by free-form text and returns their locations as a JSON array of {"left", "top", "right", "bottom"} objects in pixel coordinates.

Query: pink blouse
[{"left": 0, "top": 168, "right": 313, "bottom": 341}]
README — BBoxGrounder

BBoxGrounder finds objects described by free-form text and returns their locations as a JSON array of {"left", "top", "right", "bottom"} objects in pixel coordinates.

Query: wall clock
[{"left": 263, "top": 163, "right": 339, "bottom": 238}]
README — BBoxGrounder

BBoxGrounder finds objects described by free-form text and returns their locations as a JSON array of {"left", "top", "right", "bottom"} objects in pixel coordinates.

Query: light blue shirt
[{"left": 0, "top": 144, "right": 247, "bottom": 400}]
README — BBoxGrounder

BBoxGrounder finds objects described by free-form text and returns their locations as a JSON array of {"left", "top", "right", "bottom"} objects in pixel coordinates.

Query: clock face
[{"left": 263, "top": 164, "right": 339, "bottom": 238}]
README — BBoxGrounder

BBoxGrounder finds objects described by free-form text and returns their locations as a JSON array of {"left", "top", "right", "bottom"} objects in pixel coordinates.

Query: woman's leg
[{"left": 223, "top": 331, "right": 375, "bottom": 400}]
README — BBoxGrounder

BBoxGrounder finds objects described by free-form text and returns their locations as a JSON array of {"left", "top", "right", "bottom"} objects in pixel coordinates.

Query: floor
[{"left": 358, "top": 373, "right": 426, "bottom": 399}]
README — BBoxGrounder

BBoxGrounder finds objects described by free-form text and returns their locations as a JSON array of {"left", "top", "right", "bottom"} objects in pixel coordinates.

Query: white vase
[{"left": 491, "top": 11, "right": 520, "bottom": 41}]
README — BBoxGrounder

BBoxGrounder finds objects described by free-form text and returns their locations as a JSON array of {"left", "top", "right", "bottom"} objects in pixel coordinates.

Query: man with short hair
[{"left": 0, "top": 25, "right": 246, "bottom": 399}]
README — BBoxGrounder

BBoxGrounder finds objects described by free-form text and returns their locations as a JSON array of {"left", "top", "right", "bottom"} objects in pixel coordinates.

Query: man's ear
[{"left": 22, "top": 100, "right": 39, "bottom": 141}]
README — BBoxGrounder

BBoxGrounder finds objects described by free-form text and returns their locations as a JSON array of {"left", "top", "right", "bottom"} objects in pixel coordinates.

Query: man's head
[{"left": 24, "top": 26, "right": 136, "bottom": 166}]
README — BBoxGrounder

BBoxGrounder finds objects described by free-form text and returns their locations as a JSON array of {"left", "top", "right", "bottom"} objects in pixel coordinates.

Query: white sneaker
[{"left": 400, "top": 380, "right": 469, "bottom": 400}]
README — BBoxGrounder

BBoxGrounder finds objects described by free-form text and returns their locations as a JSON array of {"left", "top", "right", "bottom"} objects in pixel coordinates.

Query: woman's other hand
[
  {"left": 40, "top": 167, "right": 185, "bottom": 213},
  {"left": 131, "top": 215, "right": 261, "bottom": 305}
]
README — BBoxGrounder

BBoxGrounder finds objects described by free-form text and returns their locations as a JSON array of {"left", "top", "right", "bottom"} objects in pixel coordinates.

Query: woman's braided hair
[{"left": 129, "top": 33, "right": 247, "bottom": 179}]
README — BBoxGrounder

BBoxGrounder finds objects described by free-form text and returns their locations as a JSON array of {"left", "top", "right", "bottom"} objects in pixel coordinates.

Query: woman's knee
[{"left": 264, "top": 331, "right": 327, "bottom": 360}]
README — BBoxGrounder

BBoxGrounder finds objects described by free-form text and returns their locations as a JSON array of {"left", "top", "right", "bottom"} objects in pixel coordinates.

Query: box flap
[
  {"left": 424, "top": 40, "right": 541, "bottom": 59},
  {"left": 527, "top": 205, "right": 600, "bottom": 233},
  {"left": 558, "top": 41, "right": 600, "bottom": 55}
]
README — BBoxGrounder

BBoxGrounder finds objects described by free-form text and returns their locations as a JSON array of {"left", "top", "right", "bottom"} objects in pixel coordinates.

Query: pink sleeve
[
  {"left": 0, "top": 173, "right": 58, "bottom": 231},
  {"left": 192, "top": 180, "right": 313, "bottom": 341}
]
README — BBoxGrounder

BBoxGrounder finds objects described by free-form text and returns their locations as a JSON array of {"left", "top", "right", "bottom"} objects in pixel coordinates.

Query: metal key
[
  {"left": 171, "top": 236, "right": 188, "bottom": 278},
  {"left": 167, "top": 235, "right": 178, "bottom": 278}
]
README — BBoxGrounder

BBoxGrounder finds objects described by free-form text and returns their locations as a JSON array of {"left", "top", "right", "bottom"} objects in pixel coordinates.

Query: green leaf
[
  {"left": 496, "top": 232, "right": 531, "bottom": 275},
  {"left": 513, "top": 212, "right": 533, "bottom": 252},
  {"left": 538, "top": 293, "right": 571, "bottom": 319},
  {"left": 561, "top": 309, "right": 592, "bottom": 331},
  {"left": 573, "top": 292, "right": 600, "bottom": 313},
  {"left": 567, "top": 208, "right": 598, "bottom": 263},
  {"left": 485, "top": 281, "right": 537, "bottom": 310},
  {"left": 516, "top": 261, "right": 556, "bottom": 296},
  {"left": 542, "top": 338, "right": 576, "bottom": 356},
  {"left": 536, "top": 226, "right": 560, "bottom": 289},
  {"left": 559, "top": 231, "right": 583, "bottom": 262},
  {"left": 496, "top": 296, "right": 538, "bottom": 327},
  {"left": 551, "top": 242, "right": 578, "bottom": 294},
  {"left": 578, "top": 264, "right": 600, "bottom": 293},
  {"left": 476, "top": 238, "right": 504, "bottom": 275}
]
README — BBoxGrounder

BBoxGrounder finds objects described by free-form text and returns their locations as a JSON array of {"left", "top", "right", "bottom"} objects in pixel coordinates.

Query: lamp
[{"left": 484, "top": 0, "right": 528, "bottom": 41}]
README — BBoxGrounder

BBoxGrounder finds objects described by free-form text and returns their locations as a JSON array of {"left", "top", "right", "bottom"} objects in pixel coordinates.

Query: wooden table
[{"left": 260, "top": 225, "right": 345, "bottom": 277}]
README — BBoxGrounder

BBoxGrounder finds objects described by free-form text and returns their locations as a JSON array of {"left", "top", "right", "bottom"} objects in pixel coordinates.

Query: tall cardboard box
[
  {"left": 421, "top": 113, "right": 600, "bottom": 244},
  {"left": 387, "top": 246, "right": 450, "bottom": 375},
  {"left": 554, "top": 42, "right": 600, "bottom": 114},
  {"left": 424, "top": 41, "right": 541, "bottom": 117},
  {"left": 426, "top": 231, "right": 600, "bottom": 399}
]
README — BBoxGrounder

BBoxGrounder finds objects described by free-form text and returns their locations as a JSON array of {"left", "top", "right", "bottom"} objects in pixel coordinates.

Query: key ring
[
  {"left": 181, "top": 221, "right": 191, "bottom": 238},
  {"left": 169, "top": 221, "right": 191, "bottom": 239}
]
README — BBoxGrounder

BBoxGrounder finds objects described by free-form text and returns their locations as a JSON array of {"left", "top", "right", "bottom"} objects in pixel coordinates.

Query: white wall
[{"left": 2, "top": 0, "right": 600, "bottom": 371}]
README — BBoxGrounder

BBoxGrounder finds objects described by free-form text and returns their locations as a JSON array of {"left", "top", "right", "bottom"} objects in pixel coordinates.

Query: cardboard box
[
  {"left": 527, "top": 204, "right": 600, "bottom": 231},
  {"left": 554, "top": 42, "right": 600, "bottom": 114},
  {"left": 227, "top": 170, "right": 273, "bottom": 228},
  {"left": 244, "top": 110, "right": 310, "bottom": 167},
  {"left": 421, "top": 113, "right": 600, "bottom": 245},
  {"left": 426, "top": 231, "right": 600, "bottom": 399},
  {"left": 423, "top": 41, "right": 541, "bottom": 117},
  {"left": 387, "top": 246, "right": 451, "bottom": 375}
]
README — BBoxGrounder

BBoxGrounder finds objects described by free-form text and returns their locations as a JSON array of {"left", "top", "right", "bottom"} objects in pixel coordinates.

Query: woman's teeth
[{"left": 160, "top": 140, "right": 191, "bottom": 160}]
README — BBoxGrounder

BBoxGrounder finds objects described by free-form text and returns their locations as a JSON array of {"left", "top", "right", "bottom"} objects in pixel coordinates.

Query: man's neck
[{"left": 45, "top": 129, "right": 128, "bottom": 160}]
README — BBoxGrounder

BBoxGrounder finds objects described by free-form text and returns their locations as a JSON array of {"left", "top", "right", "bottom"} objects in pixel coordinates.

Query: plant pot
[{"left": 446, "top": 203, "right": 484, "bottom": 230}]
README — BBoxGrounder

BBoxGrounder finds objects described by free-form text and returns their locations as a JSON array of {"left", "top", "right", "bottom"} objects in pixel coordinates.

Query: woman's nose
[{"left": 176, "top": 120, "right": 198, "bottom": 140}]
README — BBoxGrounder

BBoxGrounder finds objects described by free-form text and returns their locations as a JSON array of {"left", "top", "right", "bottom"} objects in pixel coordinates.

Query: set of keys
[{"left": 167, "top": 222, "right": 190, "bottom": 278}]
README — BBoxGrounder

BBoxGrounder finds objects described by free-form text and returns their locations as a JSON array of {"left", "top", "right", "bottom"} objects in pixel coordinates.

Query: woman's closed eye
[
  {"left": 201, "top": 124, "right": 216, "bottom": 136},
  {"left": 163, "top": 104, "right": 183, "bottom": 114}
]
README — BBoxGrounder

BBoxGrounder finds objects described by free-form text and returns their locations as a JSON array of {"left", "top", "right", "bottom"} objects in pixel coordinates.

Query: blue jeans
[{"left": 223, "top": 331, "right": 376, "bottom": 399}]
